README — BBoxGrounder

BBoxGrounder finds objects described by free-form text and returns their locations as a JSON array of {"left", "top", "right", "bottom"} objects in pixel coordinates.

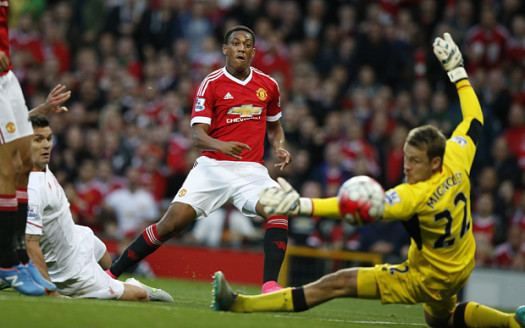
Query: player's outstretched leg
[
  {"left": 516, "top": 305, "right": 525, "bottom": 328},
  {"left": 125, "top": 277, "right": 174, "bottom": 303},
  {"left": 211, "top": 271, "right": 238, "bottom": 311},
  {"left": 23, "top": 260, "right": 56, "bottom": 292},
  {"left": 211, "top": 271, "right": 306, "bottom": 313},
  {"left": 0, "top": 266, "right": 46, "bottom": 296},
  {"left": 455, "top": 302, "right": 525, "bottom": 328}
]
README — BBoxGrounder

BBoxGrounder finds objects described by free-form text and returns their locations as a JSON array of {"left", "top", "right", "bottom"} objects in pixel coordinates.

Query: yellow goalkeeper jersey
[{"left": 311, "top": 80, "right": 483, "bottom": 284}]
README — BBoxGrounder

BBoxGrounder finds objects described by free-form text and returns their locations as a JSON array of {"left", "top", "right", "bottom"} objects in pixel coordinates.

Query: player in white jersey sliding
[
  {"left": 107, "top": 25, "right": 292, "bottom": 294},
  {"left": 25, "top": 115, "right": 172, "bottom": 302}
]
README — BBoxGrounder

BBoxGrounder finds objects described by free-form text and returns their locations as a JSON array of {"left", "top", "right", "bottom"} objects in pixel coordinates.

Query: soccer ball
[{"left": 337, "top": 175, "right": 385, "bottom": 226}]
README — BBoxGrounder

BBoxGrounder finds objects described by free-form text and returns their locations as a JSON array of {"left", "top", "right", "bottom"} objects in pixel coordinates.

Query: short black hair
[
  {"left": 223, "top": 25, "right": 255, "bottom": 45},
  {"left": 29, "top": 115, "right": 50, "bottom": 128},
  {"left": 406, "top": 125, "right": 446, "bottom": 161}
]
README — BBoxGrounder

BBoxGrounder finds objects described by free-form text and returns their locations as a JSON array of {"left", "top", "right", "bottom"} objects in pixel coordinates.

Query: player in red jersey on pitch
[{"left": 107, "top": 25, "right": 292, "bottom": 294}]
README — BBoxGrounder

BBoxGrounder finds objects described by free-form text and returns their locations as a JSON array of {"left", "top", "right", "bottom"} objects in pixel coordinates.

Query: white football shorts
[
  {"left": 173, "top": 156, "right": 280, "bottom": 218},
  {"left": 0, "top": 70, "right": 33, "bottom": 144},
  {"left": 55, "top": 226, "right": 125, "bottom": 299}
]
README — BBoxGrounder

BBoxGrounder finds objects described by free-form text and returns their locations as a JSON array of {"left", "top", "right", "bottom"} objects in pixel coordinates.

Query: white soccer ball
[{"left": 337, "top": 175, "right": 385, "bottom": 226}]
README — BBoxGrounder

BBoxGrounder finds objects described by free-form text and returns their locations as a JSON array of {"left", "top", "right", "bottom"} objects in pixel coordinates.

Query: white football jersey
[
  {"left": 26, "top": 166, "right": 83, "bottom": 282},
  {"left": 105, "top": 188, "right": 159, "bottom": 238}
]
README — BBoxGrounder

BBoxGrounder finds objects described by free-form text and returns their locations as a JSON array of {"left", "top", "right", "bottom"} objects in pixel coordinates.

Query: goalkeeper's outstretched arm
[
  {"left": 433, "top": 32, "right": 483, "bottom": 126},
  {"left": 433, "top": 31, "right": 483, "bottom": 159},
  {"left": 302, "top": 197, "right": 341, "bottom": 218},
  {"left": 259, "top": 178, "right": 342, "bottom": 218}
]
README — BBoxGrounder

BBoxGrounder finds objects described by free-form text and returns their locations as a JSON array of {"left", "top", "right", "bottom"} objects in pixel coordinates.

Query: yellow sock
[
  {"left": 231, "top": 288, "right": 295, "bottom": 313},
  {"left": 463, "top": 302, "right": 518, "bottom": 328}
]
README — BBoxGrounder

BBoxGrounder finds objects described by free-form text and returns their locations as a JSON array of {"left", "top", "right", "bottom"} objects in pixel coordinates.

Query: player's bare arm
[
  {"left": 25, "top": 234, "right": 67, "bottom": 298},
  {"left": 266, "top": 120, "right": 291, "bottom": 170},
  {"left": 29, "top": 84, "right": 71, "bottom": 116},
  {"left": 192, "top": 123, "right": 251, "bottom": 160},
  {"left": 0, "top": 51, "right": 8, "bottom": 72}
]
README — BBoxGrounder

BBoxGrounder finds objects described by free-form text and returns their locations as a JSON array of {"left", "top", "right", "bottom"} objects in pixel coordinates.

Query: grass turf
[{"left": 1, "top": 276, "right": 427, "bottom": 328}]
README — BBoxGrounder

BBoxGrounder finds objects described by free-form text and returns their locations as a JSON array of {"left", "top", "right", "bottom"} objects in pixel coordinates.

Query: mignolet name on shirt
[{"left": 425, "top": 172, "right": 463, "bottom": 210}]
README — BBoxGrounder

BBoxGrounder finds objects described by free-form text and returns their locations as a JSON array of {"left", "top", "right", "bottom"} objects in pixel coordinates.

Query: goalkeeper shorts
[{"left": 359, "top": 259, "right": 471, "bottom": 319}]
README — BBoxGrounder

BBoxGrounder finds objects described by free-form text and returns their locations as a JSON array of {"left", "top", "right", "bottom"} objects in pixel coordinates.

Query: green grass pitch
[{"left": 1, "top": 276, "right": 427, "bottom": 328}]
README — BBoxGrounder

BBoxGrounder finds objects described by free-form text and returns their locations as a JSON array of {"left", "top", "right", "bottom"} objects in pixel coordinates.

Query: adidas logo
[{"left": 224, "top": 92, "right": 233, "bottom": 100}]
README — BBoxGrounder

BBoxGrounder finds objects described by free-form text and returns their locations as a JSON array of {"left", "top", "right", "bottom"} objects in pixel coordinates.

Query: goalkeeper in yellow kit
[{"left": 212, "top": 33, "right": 525, "bottom": 328}]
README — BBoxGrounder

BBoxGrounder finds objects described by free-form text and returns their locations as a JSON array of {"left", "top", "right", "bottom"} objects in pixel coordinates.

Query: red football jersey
[
  {"left": 0, "top": 0, "right": 11, "bottom": 76},
  {"left": 191, "top": 67, "right": 282, "bottom": 164}
]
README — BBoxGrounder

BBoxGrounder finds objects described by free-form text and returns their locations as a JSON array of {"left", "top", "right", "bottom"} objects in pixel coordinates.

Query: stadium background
[{"left": 8, "top": 0, "right": 525, "bottom": 283}]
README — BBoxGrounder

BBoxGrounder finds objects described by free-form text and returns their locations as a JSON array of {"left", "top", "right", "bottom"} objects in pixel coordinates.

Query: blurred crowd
[{"left": 10, "top": 0, "right": 525, "bottom": 270}]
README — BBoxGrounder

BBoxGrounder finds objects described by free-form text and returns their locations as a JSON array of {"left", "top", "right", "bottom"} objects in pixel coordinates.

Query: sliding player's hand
[{"left": 45, "top": 84, "right": 71, "bottom": 113}]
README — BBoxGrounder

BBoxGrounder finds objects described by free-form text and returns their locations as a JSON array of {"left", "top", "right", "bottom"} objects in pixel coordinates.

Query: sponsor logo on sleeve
[
  {"left": 195, "top": 98, "right": 205, "bottom": 112},
  {"left": 27, "top": 205, "right": 38, "bottom": 219},
  {"left": 451, "top": 136, "right": 467, "bottom": 147},
  {"left": 385, "top": 190, "right": 401, "bottom": 206}
]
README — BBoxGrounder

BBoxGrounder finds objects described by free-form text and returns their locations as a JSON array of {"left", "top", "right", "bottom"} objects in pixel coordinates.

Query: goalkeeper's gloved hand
[
  {"left": 433, "top": 32, "right": 468, "bottom": 83},
  {"left": 259, "top": 177, "right": 313, "bottom": 216}
]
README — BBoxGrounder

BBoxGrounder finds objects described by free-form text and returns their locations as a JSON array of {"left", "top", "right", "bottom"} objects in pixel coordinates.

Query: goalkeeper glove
[
  {"left": 433, "top": 32, "right": 468, "bottom": 83},
  {"left": 259, "top": 177, "right": 313, "bottom": 216}
]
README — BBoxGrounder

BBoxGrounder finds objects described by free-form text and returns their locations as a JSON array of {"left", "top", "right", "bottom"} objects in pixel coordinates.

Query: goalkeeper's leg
[
  {"left": 214, "top": 268, "right": 362, "bottom": 312},
  {"left": 450, "top": 302, "right": 524, "bottom": 328}
]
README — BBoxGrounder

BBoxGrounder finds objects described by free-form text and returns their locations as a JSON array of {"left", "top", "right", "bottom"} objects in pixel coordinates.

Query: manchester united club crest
[
  {"left": 5, "top": 122, "right": 15, "bottom": 134},
  {"left": 256, "top": 88, "right": 267, "bottom": 101},
  {"left": 178, "top": 189, "right": 187, "bottom": 197}
]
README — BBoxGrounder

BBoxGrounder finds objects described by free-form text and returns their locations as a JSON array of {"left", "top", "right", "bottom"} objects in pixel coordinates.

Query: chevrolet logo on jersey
[{"left": 227, "top": 105, "right": 263, "bottom": 118}]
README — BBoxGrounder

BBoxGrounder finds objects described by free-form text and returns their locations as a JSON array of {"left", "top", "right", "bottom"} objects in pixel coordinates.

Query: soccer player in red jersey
[
  {"left": 108, "top": 25, "right": 292, "bottom": 293},
  {"left": 0, "top": 0, "right": 71, "bottom": 296}
]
